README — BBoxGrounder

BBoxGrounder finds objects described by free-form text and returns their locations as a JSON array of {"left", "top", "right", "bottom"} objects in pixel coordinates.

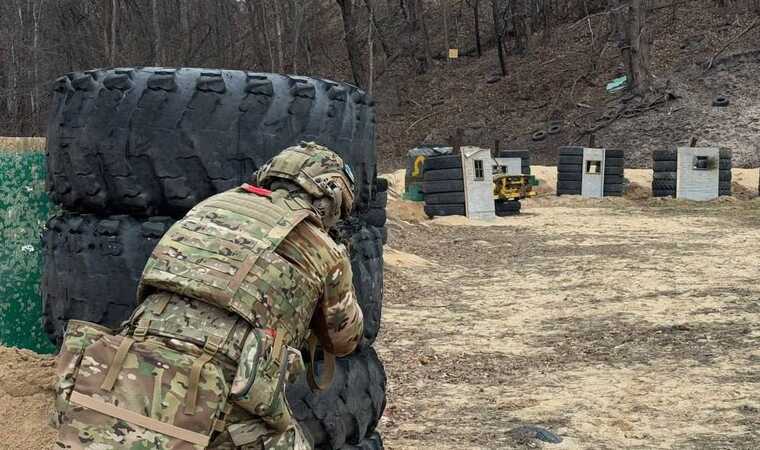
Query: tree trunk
[
  {"left": 627, "top": 0, "right": 652, "bottom": 95},
  {"left": 151, "top": 0, "right": 161, "bottom": 65},
  {"left": 273, "top": 0, "right": 284, "bottom": 72},
  {"left": 442, "top": 0, "right": 449, "bottom": 56},
  {"left": 336, "top": 0, "right": 364, "bottom": 87},
  {"left": 110, "top": 0, "right": 118, "bottom": 65},
  {"left": 472, "top": 0, "right": 482, "bottom": 57},
  {"left": 491, "top": 0, "right": 506, "bottom": 75},
  {"left": 415, "top": 0, "right": 433, "bottom": 71},
  {"left": 368, "top": 13, "right": 374, "bottom": 94},
  {"left": 292, "top": 0, "right": 306, "bottom": 74}
]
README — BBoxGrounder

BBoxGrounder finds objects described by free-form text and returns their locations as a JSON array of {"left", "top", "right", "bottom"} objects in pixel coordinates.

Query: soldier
[{"left": 52, "top": 142, "right": 364, "bottom": 449}]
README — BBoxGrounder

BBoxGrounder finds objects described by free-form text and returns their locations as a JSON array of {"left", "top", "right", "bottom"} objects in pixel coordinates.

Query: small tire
[
  {"left": 652, "top": 189, "right": 676, "bottom": 197},
  {"left": 424, "top": 203, "right": 465, "bottom": 217},
  {"left": 653, "top": 150, "right": 677, "bottom": 161},
  {"left": 422, "top": 180, "right": 464, "bottom": 194},
  {"left": 713, "top": 96, "right": 730, "bottom": 107},
  {"left": 532, "top": 130, "right": 547, "bottom": 141},
  {"left": 557, "top": 180, "right": 581, "bottom": 191},
  {"left": 495, "top": 200, "right": 521, "bottom": 216},
  {"left": 423, "top": 155, "right": 462, "bottom": 170},
  {"left": 558, "top": 172, "right": 582, "bottom": 182},
  {"left": 558, "top": 164, "right": 582, "bottom": 174},
  {"left": 604, "top": 175, "right": 624, "bottom": 184},
  {"left": 652, "top": 179, "right": 676, "bottom": 191},
  {"left": 653, "top": 160, "right": 677, "bottom": 172},
  {"left": 559, "top": 146, "right": 584, "bottom": 156},
  {"left": 653, "top": 171, "right": 677, "bottom": 180},
  {"left": 423, "top": 168, "right": 463, "bottom": 182},
  {"left": 424, "top": 192, "right": 466, "bottom": 205},
  {"left": 559, "top": 155, "right": 583, "bottom": 165}
]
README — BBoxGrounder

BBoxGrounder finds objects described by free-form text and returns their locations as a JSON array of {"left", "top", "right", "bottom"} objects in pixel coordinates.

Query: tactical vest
[{"left": 138, "top": 188, "right": 324, "bottom": 347}]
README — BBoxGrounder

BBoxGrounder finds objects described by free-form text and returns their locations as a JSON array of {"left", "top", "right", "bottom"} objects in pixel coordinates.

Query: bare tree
[
  {"left": 465, "top": 0, "right": 482, "bottom": 57},
  {"left": 151, "top": 0, "right": 161, "bottom": 65},
  {"left": 336, "top": 0, "right": 365, "bottom": 86},
  {"left": 491, "top": 0, "right": 506, "bottom": 75}
]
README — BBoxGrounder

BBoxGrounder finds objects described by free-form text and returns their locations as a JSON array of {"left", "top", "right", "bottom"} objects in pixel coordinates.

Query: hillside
[{"left": 372, "top": 2, "right": 760, "bottom": 171}]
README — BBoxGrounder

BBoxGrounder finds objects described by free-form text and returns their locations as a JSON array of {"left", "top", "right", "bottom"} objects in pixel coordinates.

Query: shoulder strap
[{"left": 306, "top": 334, "right": 335, "bottom": 392}]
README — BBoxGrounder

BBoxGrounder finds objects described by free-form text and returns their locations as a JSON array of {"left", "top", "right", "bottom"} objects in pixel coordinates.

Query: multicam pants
[{"left": 209, "top": 416, "right": 312, "bottom": 450}]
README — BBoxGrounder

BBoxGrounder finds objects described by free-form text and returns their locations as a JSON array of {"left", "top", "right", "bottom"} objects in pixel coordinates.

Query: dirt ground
[
  {"left": 2, "top": 167, "right": 760, "bottom": 449},
  {"left": 376, "top": 169, "right": 760, "bottom": 449}
]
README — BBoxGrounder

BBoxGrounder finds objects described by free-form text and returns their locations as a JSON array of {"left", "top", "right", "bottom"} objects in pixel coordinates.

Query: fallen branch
[
  {"left": 405, "top": 108, "right": 457, "bottom": 133},
  {"left": 705, "top": 17, "right": 760, "bottom": 71}
]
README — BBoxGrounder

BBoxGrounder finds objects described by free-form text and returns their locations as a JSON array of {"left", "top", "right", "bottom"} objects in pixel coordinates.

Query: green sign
[{"left": 0, "top": 150, "right": 56, "bottom": 353}]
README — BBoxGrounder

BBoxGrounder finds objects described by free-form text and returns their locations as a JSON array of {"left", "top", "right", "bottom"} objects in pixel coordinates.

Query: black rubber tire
[
  {"left": 425, "top": 192, "right": 466, "bottom": 205},
  {"left": 357, "top": 208, "right": 387, "bottom": 229},
  {"left": 653, "top": 171, "right": 677, "bottom": 180},
  {"left": 559, "top": 155, "right": 583, "bottom": 165},
  {"left": 653, "top": 160, "right": 677, "bottom": 172},
  {"left": 375, "top": 178, "right": 388, "bottom": 193},
  {"left": 423, "top": 168, "right": 463, "bottom": 182},
  {"left": 287, "top": 346, "right": 387, "bottom": 449},
  {"left": 42, "top": 214, "right": 384, "bottom": 347},
  {"left": 556, "top": 190, "right": 581, "bottom": 196},
  {"left": 720, "top": 159, "right": 731, "bottom": 170},
  {"left": 422, "top": 180, "right": 464, "bottom": 194},
  {"left": 604, "top": 165, "right": 624, "bottom": 176},
  {"left": 653, "top": 150, "right": 676, "bottom": 161},
  {"left": 604, "top": 190, "right": 624, "bottom": 197},
  {"left": 423, "top": 155, "right": 462, "bottom": 170},
  {"left": 557, "top": 180, "right": 581, "bottom": 191},
  {"left": 547, "top": 124, "right": 561, "bottom": 135},
  {"left": 558, "top": 164, "right": 582, "bottom": 174},
  {"left": 605, "top": 157, "right": 624, "bottom": 169},
  {"left": 713, "top": 96, "right": 730, "bottom": 107},
  {"left": 719, "top": 181, "right": 732, "bottom": 191},
  {"left": 424, "top": 203, "right": 465, "bottom": 217},
  {"left": 720, "top": 149, "right": 732, "bottom": 159},
  {"left": 652, "top": 179, "right": 676, "bottom": 191},
  {"left": 559, "top": 146, "right": 583, "bottom": 156},
  {"left": 495, "top": 200, "right": 521, "bottom": 216},
  {"left": 521, "top": 164, "right": 531, "bottom": 175},
  {"left": 604, "top": 175, "right": 624, "bottom": 184},
  {"left": 604, "top": 184, "right": 624, "bottom": 194},
  {"left": 46, "top": 68, "right": 377, "bottom": 217},
  {"left": 652, "top": 190, "right": 676, "bottom": 198},
  {"left": 41, "top": 214, "right": 175, "bottom": 346},
  {"left": 719, "top": 169, "right": 732, "bottom": 181},
  {"left": 605, "top": 149, "right": 624, "bottom": 158},
  {"left": 532, "top": 130, "right": 547, "bottom": 141},
  {"left": 558, "top": 172, "right": 582, "bottom": 182},
  {"left": 339, "top": 432, "right": 383, "bottom": 450}
]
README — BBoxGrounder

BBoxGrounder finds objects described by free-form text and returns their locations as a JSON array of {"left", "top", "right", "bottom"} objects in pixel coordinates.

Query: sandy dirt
[
  {"left": 376, "top": 172, "right": 760, "bottom": 449},
  {"left": 2, "top": 166, "right": 760, "bottom": 449}
]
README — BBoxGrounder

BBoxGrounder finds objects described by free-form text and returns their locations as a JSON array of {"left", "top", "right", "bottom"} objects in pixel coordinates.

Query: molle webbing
[{"left": 138, "top": 188, "right": 319, "bottom": 328}]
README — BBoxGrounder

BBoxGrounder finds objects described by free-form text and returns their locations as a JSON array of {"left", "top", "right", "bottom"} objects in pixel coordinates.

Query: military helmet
[{"left": 255, "top": 142, "right": 356, "bottom": 221}]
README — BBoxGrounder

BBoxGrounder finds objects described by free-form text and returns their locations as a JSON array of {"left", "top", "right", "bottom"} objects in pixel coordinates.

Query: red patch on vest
[{"left": 241, "top": 183, "right": 272, "bottom": 197}]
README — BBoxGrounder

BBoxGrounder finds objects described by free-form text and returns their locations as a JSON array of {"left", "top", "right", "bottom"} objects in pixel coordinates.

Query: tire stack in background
[
  {"left": 652, "top": 150, "right": 678, "bottom": 197},
  {"left": 421, "top": 154, "right": 466, "bottom": 217},
  {"left": 42, "top": 67, "right": 386, "bottom": 450},
  {"left": 421, "top": 151, "right": 529, "bottom": 217},
  {"left": 556, "top": 147, "right": 625, "bottom": 196},
  {"left": 652, "top": 149, "right": 732, "bottom": 197}
]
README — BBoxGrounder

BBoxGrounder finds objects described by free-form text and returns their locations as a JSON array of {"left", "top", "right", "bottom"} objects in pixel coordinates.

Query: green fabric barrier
[{"left": 0, "top": 150, "right": 56, "bottom": 353}]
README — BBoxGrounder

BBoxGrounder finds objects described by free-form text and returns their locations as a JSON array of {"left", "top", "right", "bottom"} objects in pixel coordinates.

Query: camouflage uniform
[{"left": 52, "top": 144, "right": 364, "bottom": 450}]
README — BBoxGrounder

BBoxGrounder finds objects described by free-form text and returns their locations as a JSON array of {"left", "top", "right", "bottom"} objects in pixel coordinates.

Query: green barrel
[{"left": 0, "top": 148, "right": 56, "bottom": 353}]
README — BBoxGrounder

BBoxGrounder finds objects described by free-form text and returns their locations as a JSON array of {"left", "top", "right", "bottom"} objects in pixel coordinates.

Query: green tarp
[{"left": 0, "top": 150, "right": 56, "bottom": 353}]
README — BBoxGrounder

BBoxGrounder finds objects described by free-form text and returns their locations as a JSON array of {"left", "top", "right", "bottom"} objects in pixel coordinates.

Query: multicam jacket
[{"left": 52, "top": 185, "right": 364, "bottom": 449}]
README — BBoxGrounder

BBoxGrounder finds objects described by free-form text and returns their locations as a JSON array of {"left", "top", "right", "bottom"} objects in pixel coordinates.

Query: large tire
[
  {"left": 652, "top": 179, "right": 676, "bottom": 191},
  {"left": 41, "top": 213, "right": 174, "bottom": 346},
  {"left": 340, "top": 432, "right": 383, "bottom": 450},
  {"left": 559, "top": 155, "right": 583, "bottom": 165},
  {"left": 653, "top": 171, "right": 677, "bottom": 180},
  {"left": 42, "top": 214, "right": 383, "bottom": 346},
  {"left": 559, "top": 146, "right": 583, "bottom": 156},
  {"left": 46, "top": 68, "right": 377, "bottom": 217},
  {"left": 287, "top": 346, "right": 387, "bottom": 449},
  {"left": 557, "top": 180, "right": 581, "bottom": 191},
  {"left": 558, "top": 172, "right": 582, "bottom": 182}
]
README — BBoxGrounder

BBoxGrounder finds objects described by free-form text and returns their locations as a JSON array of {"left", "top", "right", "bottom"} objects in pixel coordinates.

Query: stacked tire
[
  {"left": 652, "top": 149, "right": 732, "bottom": 197},
  {"left": 41, "top": 67, "right": 386, "bottom": 449},
  {"left": 556, "top": 147, "right": 625, "bottom": 196},
  {"left": 652, "top": 150, "right": 677, "bottom": 197},
  {"left": 422, "top": 154, "right": 466, "bottom": 217}
]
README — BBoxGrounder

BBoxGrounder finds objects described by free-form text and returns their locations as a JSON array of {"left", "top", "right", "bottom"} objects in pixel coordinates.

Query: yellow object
[
  {"left": 493, "top": 174, "right": 536, "bottom": 201},
  {"left": 412, "top": 155, "right": 426, "bottom": 177},
  {"left": 448, "top": 48, "right": 459, "bottom": 59}
]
